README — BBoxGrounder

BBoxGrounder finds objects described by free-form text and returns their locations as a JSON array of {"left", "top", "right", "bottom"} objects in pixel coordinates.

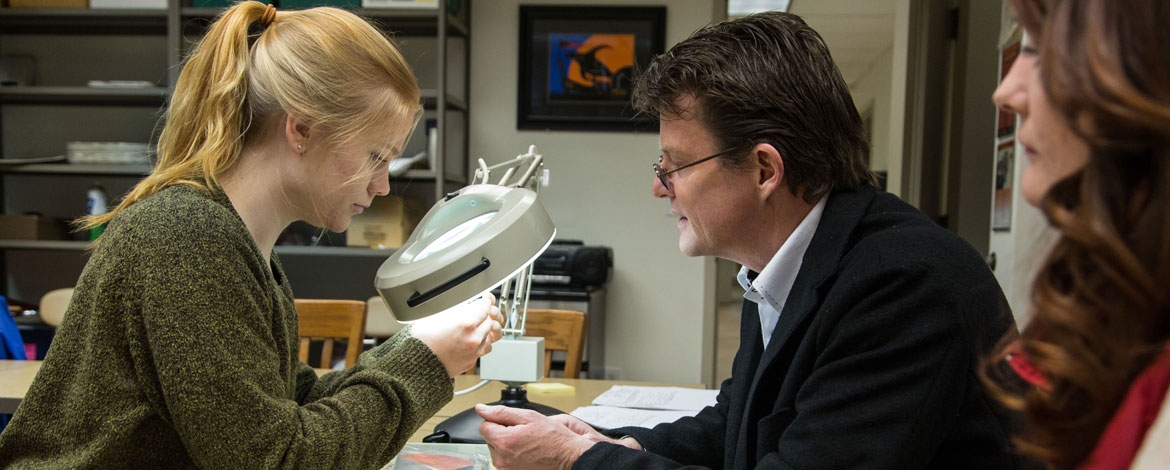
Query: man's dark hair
[{"left": 633, "top": 11, "right": 875, "bottom": 202}]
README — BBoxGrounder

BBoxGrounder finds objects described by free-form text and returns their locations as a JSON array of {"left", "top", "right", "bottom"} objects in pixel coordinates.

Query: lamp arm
[
  {"left": 513, "top": 153, "right": 544, "bottom": 189},
  {"left": 497, "top": 167, "right": 517, "bottom": 187},
  {"left": 499, "top": 260, "right": 539, "bottom": 338},
  {"left": 475, "top": 159, "right": 491, "bottom": 184},
  {"left": 499, "top": 271, "right": 514, "bottom": 329},
  {"left": 518, "top": 262, "right": 535, "bottom": 334},
  {"left": 472, "top": 145, "right": 545, "bottom": 190},
  {"left": 505, "top": 265, "right": 527, "bottom": 337}
]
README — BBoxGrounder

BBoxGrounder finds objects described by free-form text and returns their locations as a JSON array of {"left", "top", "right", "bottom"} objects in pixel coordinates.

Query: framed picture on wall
[{"left": 517, "top": 5, "right": 666, "bottom": 132}]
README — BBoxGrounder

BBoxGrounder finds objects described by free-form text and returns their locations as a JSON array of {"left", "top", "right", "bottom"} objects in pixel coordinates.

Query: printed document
[
  {"left": 568, "top": 385, "right": 719, "bottom": 429},
  {"left": 590, "top": 385, "right": 718, "bottom": 411},
  {"left": 570, "top": 405, "right": 693, "bottom": 429}
]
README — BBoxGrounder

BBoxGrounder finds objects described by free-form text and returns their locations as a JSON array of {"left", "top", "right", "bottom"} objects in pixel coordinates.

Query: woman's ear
[
  {"left": 755, "top": 143, "right": 786, "bottom": 199},
  {"left": 283, "top": 114, "right": 310, "bottom": 154}
]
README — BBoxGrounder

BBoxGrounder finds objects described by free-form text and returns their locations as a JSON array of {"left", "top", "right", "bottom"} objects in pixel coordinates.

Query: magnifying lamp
[{"left": 375, "top": 145, "right": 560, "bottom": 443}]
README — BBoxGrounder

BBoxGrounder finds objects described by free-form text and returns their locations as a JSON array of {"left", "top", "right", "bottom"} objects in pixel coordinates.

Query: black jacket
[{"left": 574, "top": 186, "right": 1033, "bottom": 469}]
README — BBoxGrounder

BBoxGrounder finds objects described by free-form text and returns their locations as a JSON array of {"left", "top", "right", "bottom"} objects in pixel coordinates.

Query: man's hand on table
[{"left": 476, "top": 404, "right": 642, "bottom": 470}]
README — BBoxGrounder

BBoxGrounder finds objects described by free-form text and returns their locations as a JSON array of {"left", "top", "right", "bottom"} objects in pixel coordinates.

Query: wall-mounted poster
[
  {"left": 517, "top": 6, "right": 665, "bottom": 132},
  {"left": 993, "top": 141, "right": 1015, "bottom": 231},
  {"left": 997, "top": 42, "right": 1021, "bottom": 137}
]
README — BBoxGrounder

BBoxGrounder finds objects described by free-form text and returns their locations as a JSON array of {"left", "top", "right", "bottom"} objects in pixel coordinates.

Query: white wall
[
  {"left": 469, "top": 0, "right": 719, "bottom": 385},
  {"left": 883, "top": 0, "right": 912, "bottom": 198},
  {"left": 986, "top": 10, "right": 1056, "bottom": 326},
  {"left": 850, "top": 46, "right": 894, "bottom": 188},
  {"left": 988, "top": 195, "right": 1054, "bottom": 326},
  {"left": 987, "top": 128, "right": 1056, "bottom": 325}
]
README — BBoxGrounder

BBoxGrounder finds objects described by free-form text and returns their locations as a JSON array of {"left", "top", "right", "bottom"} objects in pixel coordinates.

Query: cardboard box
[
  {"left": 9, "top": 0, "right": 88, "bottom": 7},
  {"left": 346, "top": 196, "right": 425, "bottom": 249},
  {"left": 0, "top": 215, "right": 65, "bottom": 241}
]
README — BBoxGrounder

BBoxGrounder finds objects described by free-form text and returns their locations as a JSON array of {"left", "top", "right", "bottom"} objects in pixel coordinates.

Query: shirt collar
[{"left": 736, "top": 197, "right": 827, "bottom": 311}]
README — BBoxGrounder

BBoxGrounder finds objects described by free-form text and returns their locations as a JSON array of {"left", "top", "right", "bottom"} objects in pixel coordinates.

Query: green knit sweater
[{"left": 0, "top": 185, "right": 453, "bottom": 469}]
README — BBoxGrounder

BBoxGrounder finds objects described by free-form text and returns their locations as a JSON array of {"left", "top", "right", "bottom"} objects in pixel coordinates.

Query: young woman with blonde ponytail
[{"left": 0, "top": 3, "right": 502, "bottom": 468}]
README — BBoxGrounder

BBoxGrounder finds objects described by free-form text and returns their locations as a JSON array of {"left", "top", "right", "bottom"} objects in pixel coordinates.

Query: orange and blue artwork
[{"left": 547, "top": 33, "right": 635, "bottom": 101}]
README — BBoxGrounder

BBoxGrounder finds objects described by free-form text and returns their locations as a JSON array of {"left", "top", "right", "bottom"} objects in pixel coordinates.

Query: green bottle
[{"left": 86, "top": 183, "right": 108, "bottom": 241}]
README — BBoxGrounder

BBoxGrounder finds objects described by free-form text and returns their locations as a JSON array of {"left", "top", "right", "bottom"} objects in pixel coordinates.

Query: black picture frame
[{"left": 517, "top": 6, "right": 666, "bottom": 132}]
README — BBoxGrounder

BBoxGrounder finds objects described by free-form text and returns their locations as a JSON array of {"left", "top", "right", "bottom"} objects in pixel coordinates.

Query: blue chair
[
  {"left": 0, "top": 295, "right": 26, "bottom": 361},
  {"left": 0, "top": 295, "right": 26, "bottom": 432}
]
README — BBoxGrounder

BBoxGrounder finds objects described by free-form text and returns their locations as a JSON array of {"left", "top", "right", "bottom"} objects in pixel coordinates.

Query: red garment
[
  {"left": 1082, "top": 350, "right": 1170, "bottom": 469},
  {"left": 1007, "top": 348, "right": 1051, "bottom": 390},
  {"left": 1007, "top": 345, "right": 1170, "bottom": 470}
]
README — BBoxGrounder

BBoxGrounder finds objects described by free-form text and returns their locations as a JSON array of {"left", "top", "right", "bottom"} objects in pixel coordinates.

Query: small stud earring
[{"left": 297, "top": 144, "right": 303, "bottom": 151}]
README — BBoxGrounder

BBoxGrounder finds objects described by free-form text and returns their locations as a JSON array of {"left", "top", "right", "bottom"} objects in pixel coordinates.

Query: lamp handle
[{"left": 406, "top": 257, "right": 492, "bottom": 308}]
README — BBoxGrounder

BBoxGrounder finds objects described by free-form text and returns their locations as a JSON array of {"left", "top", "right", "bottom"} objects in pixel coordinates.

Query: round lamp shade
[{"left": 375, "top": 184, "right": 555, "bottom": 321}]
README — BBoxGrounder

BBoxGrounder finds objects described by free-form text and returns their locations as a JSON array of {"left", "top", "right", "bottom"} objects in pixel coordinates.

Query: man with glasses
[{"left": 477, "top": 11, "right": 1031, "bottom": 470}]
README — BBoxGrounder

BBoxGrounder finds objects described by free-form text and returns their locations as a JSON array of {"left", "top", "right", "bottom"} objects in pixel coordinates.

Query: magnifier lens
[{"left": 413, "top": 212, "right": 498, "bottom": 261}]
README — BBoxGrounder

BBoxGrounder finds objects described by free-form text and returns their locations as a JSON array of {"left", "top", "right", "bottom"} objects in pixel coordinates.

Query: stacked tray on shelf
[{"left": 65, "top": 141, "right": 151, "bottom": 165}]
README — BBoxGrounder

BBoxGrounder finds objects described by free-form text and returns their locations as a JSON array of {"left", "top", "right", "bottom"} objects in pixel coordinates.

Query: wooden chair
[
  {"left": 38, "top": 288, "right": 74, "bottom": 327},
  {"left": 521, "top": 309, "right": 587, "bottom": 379},
  {"left": 364, "top": 296, "right": 404, "bottom": 343},
  {"left": 295, "top": 299, "right": 367, "bottom": 369}
]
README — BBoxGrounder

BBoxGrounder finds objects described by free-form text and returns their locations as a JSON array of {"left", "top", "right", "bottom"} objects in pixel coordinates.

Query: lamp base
[{"left": 423, "top": 386, "right": 563, "bottom": 444}]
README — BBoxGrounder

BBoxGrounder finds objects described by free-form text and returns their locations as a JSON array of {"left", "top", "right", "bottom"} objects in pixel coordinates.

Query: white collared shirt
[{"left": 736, "top": 197, "right": 827, "bottom": 349}]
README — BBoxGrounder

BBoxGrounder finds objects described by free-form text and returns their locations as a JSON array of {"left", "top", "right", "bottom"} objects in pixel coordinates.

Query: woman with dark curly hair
[{"left": 989, "top": 0, "right": 1170, "bottom": 468}]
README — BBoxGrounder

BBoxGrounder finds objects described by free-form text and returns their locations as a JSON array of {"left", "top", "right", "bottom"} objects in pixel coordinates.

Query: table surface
[
  {"left": 0, "top": 360, "right": 702, "bottom": 443},
  {"left": 0, "top": 360, "right": 41, "bottom": 415}
]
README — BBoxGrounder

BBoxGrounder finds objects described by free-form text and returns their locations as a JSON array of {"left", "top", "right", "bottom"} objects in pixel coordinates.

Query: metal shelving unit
[
  {"left": 0, "top": 1, "right": 470, "bottom": 302},
  {"left": 0, "top": 239, "right": 396, "bottom": 258},
  {"left": 0, "top": 163, "right": 152, "bottom": 175},
  {"left": 0, "top": 240, "right": 89, "bottom": 251},
  {"left": 0, "top": 7, "right": 167, "bottom": 33},
  {"left": 0, "top": 164, "right": 460, "bottom": 182},
  {"left": 0, "top": 86, "right": 170, "bottom": 105}
]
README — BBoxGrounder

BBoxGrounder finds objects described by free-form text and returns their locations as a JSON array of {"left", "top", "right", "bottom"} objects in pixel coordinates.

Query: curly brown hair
[{"left": 985, "top": 0, "right": 1170, "bottom": 467}]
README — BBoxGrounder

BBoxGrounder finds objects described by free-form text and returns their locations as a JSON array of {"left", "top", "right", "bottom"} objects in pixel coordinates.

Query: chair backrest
[
  {"left": 294, "top": 299, "right": 367, "bottom": 369},
  {"left": 521, "top": 309, "right": 586, "bottom": 379},
  {"left": 38, "top": 288, "right": 74, "bottom": 327},
  {"left": 364, "top": 296, "right": 404, "bottom": 339}
]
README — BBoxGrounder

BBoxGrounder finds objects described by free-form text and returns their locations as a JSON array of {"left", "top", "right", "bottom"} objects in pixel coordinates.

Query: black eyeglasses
[{"left": 652, "top": 147, "right": 744, "bottom": 191}]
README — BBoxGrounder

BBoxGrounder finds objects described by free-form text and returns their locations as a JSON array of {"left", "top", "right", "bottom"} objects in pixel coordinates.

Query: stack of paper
[
  {"left": 592, "top": 386, "right": 720, "bottom": 410},
  {"left": 570, "top": 385, "right": 719, "bottom": 430}
]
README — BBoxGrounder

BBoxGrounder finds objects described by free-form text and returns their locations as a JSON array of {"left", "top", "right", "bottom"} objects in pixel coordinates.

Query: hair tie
[{"left": 259, "top": 4, "right": 277, "bottom": 29}]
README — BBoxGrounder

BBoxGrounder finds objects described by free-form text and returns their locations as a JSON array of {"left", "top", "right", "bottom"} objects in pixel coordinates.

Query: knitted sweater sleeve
[
  {"left": 294, "top": 326, "right": 431, "bottom": 404},
  {"left": 120, "top": 195, "right": 452, "bottom": 469}
]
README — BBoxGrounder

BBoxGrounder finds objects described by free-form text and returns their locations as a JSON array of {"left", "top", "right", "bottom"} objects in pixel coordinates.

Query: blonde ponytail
[
  {"left": 84, "top": 1, "right": 421, "bottom": 229},
  {"left": 83, "top": 1, "right": 266, "bottom": 229}
]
